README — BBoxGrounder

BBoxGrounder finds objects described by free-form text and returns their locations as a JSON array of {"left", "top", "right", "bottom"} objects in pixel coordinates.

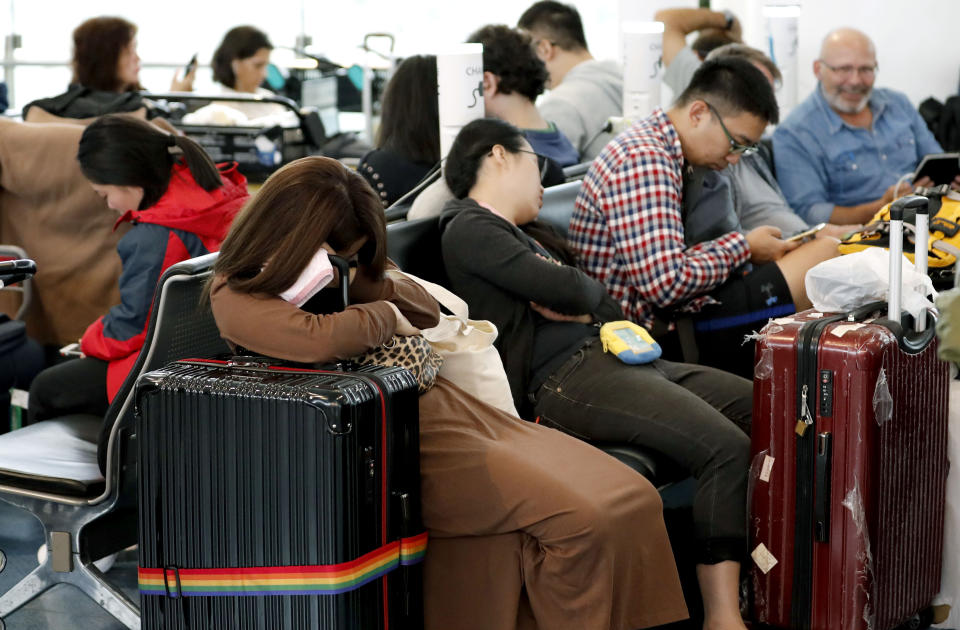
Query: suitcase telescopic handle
[
  {"left": 0, "top": 258, "right": 37, "bottom": 287},
  {"left": 888, "top": 196, "right": 929, "bottom": 324},
  {"left": 328, "top": 255, "right": 351, "bottom": 309},
  {"left": 913, "top": 198, "right": 930, "bottom": 332},
  {"left": 886, "top": 196, "right": 938, "bottom": 351}
]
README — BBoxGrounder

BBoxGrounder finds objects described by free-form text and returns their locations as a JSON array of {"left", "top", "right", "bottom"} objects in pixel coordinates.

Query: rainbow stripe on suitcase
[{"left": 139, "top": 533, "right": 428, "bottom": 597}]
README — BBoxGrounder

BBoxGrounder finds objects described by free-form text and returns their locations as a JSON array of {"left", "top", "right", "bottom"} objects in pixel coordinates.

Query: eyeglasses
[
  {"left": 519, "top": 149, "right": 552, "bottom": 180},
  {"left": 704, "top": 101, "right": 759, "bottom": 156},
  {"left": 531, "top": 38, "right": 557, "bottom": 49},
  {"left": 818, "top": 60, "right": 878, "bottom": 79},
  {"left": 487, "top": 147, "right": 551, "bottom": 180}
]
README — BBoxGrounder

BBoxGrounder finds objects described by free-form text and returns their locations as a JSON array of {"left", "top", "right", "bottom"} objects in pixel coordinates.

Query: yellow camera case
[{"left": 599, "top": 321, "right": 661, "bottom": 365}]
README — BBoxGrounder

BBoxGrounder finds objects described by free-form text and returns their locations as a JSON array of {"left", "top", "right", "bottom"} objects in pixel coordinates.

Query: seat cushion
[
  {"left": 0, "top": 415, "right": 105, "bottom": 497},
  {"left": 597, "top": 443, "right": 687, "bottom": 489}
]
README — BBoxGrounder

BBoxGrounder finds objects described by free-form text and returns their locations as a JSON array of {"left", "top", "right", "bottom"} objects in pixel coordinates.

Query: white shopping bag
[
  {"left": 805, "top": 248, "right": 936, "bottom": 320},
  {"left": 389, "top": 270, "right": 520, "bottom": 418}
]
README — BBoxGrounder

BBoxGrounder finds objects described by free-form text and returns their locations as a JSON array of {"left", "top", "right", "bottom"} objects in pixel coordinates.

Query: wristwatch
[{"left": 722, "top": 9, "right": 736, "bottom": 30}]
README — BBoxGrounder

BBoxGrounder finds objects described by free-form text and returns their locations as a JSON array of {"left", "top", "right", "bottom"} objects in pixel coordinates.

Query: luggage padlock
[{"left": 795, "top": 385, "right": 813, "bottom": 436}]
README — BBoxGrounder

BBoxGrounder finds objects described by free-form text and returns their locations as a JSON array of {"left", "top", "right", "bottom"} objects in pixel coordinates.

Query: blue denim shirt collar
[{"left": 813, "top": 83, "right": 890, "bottom": 134}]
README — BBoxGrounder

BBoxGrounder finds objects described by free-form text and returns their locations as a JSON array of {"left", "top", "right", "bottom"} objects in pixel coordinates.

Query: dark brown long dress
[{"left": 209, "top": 266, "right": 687, "bottom": 630}]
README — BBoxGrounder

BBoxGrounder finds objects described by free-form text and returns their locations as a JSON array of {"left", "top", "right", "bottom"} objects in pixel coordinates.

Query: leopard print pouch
[{"left": 354, "top": 334, "right": 444, "bottom": 394}]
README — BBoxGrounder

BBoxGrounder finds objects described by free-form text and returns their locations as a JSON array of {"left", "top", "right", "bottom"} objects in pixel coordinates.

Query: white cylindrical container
[
  {"left": 762, "top": 4, "right": 801, "bottom": 117},
  {"left": 436, "top": 44, "right": 484, "bottom": 158},
  {"left": 621, "top": 22, "right": 664, "bottom": 121},
  {"left": 618, "top": 0, "right": 695, "bottom": 54}
]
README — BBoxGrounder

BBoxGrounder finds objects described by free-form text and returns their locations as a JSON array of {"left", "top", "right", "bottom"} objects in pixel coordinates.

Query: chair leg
[
  {"left": 63, "top": 562, "right": 140, "bottom": 630},
  {"left": 0, "top": 561, "right": 56, "bottom": 619},
  {"left": 0, "top": 555, "right": 139, "bottom": 630}
]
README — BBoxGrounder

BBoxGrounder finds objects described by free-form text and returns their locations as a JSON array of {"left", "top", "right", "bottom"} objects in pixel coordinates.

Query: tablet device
[{"left": 914, "top": 152, "right": 960, "bottom": 186}]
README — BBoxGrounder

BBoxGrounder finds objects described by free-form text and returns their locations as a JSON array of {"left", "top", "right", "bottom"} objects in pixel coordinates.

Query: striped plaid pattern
[{"left": 570, "top": 108, "right": 750, "bottom": 329}]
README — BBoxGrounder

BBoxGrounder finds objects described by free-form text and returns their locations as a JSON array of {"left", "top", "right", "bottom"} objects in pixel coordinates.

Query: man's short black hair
[
  {"left": 517, "top": 1, "right": 588, "bottom": 52},
  {"left": 678, "top": 57, "right": 779, "bottom": 125},
  {"left": 468, "top": 25, "right": 547, "bottom": 102}
]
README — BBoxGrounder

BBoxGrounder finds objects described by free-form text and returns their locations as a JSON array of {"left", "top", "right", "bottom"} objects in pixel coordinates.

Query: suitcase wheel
[{"left": 894, "top": 608, "right": 934, "bottom": 630}]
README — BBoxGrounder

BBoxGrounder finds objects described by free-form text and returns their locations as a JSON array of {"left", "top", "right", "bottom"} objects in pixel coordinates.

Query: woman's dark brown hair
[
  {"left": 214, "top": 156, "right": 387, "bottom": 296},
  {"left": 376, "top": 55, "right": 440, "bottom": 165},
  {"left": 72, "top": 16, "right": 141, "bottom": 92},
  {"left": 212, "top": 26, "right": 273, "bottom": 89}
]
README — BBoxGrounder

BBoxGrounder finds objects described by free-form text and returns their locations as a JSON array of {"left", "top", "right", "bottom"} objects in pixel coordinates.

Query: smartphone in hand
[
  {"left": 59, "top": 342, "right": 85, "bottom": 358},
  {"left": 183, "top": 53, "right": 198, "bottom": 77},
  {"left": 785, "top": 222, "right": 827, "bottom": 243}
]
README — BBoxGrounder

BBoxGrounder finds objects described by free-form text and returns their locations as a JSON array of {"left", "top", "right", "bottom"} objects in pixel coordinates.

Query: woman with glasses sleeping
[{"left": 438, "top": 117, "right": 759, "bottom": 630}]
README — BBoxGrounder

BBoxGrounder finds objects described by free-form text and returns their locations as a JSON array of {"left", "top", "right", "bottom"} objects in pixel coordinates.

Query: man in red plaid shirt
[{"left": 571, "top": 57, "right": 839, "bottom": 378}]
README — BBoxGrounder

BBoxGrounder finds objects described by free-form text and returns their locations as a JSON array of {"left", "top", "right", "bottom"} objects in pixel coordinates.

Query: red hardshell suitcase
[{"left": 748, "top": 196, "right": 950, "bottom": 630}]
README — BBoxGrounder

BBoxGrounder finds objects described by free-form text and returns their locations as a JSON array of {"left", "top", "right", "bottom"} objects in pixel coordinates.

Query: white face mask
[{"left": 278, "top": 248, "right": 334, "bottom": 307}]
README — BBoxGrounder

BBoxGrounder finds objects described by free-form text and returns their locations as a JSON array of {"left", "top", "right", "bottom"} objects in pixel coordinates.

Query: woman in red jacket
[{"left": 27, "top": 114, "right": 248, "bottom": 425}]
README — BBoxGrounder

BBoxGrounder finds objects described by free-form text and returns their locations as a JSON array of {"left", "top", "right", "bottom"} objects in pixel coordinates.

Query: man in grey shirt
[
  {"left": 518, "top": 1, "right": 622, "bottom": 161},
  {"left": 657, "top": 6, "right": 742, "bottom": 96}
]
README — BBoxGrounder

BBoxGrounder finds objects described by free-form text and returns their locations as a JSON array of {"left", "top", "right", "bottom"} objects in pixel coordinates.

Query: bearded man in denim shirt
[{"left": 773, "top": 28, "right": 943, "bottom": 226}]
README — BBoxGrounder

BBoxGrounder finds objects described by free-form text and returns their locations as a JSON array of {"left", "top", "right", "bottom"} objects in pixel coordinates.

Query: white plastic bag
[{"left": 805, "top": 249, "right": 936, "bottom": 320}]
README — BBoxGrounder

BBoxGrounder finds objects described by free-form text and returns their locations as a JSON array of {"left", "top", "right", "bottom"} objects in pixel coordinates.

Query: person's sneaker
[{"left": 36, "top": 544, "right": 117, "bottom": 572}]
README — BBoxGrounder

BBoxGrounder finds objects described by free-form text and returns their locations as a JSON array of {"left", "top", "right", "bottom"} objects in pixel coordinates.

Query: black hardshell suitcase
[{"left": 136, "top": 357, "right": 425, "bottom": 630}]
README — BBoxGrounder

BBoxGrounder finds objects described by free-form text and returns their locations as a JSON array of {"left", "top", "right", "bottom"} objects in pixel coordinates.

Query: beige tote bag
[{"left": 388, "top": 270, "right": 520, "bottom": 418}]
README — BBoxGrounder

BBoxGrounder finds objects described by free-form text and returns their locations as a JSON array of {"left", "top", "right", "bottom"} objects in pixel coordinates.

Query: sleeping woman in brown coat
[{"left": 208, "top": 155, "right": 688, "bottom": 630}]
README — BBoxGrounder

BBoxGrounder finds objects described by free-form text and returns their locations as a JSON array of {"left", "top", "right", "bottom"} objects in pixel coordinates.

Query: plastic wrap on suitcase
[
  {"left": 749, "top": 309, "right": 948, "bottom": 630},
  {"left": 750, "top": 197, "right": 950, "bottom": 630},
  {"left": 136, "top": 357, "right": 425, "bottom": 630}
]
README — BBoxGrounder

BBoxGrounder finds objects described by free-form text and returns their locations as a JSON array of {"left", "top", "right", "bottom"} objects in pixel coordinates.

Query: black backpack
[{"left": 920, "top": 96, "right": 960, "bottom": 151}]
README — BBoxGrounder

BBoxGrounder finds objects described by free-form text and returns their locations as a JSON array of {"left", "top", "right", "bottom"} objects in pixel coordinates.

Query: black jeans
[
  {"left": 533, "top": 340, "right": 752, "bottom": 564},
  {"left": 0, "top": 335, "right": 45, "bottom": 433},
  {"left": 27, "top": 357, "right": 109, "bottom": 425}
]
